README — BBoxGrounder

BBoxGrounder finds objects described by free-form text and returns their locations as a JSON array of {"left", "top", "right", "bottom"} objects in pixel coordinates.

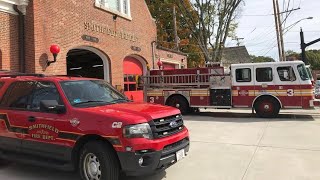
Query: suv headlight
[{"left": 123, "top": 123, "right": 153, "bottom": 139}]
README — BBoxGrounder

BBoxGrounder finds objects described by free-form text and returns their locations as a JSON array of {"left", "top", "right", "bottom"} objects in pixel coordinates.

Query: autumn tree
[
  {"left": 177, "top": 0, "right": 244, "bottom": 63},
  {"left": 146, "top": 0, "right": 205, "bottom": 67}
]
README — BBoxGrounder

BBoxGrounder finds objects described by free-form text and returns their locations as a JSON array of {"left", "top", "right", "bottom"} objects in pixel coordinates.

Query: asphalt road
[{"left": 1, "top": 109, "right": 320, "bottom": 180}]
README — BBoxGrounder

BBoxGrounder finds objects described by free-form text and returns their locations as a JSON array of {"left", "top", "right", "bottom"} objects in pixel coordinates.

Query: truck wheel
[
  {"left": 166, "top": 96, "right": 189, "bottom": 114},
  {"left": 79, "top": 141, "right": 119, "bottom": 180},
  {"left": 254, "top": 97, "right": 280, "bottom": 118}
]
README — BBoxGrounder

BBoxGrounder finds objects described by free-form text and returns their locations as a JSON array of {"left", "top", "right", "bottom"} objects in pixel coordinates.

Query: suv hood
[{"left": 76, "top": 102, "right": 181, "bottom": 124}]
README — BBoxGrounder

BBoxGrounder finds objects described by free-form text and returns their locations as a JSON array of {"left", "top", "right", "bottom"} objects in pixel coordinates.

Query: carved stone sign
[
  {"left": 131, "top": 46, "right": 141, "bottom": 52},
  {"left": 82, "top": 35, "right": 99, "bottom": 43},
  {"left": 84, "top": 21, "right": 138, "bottom": 42}
]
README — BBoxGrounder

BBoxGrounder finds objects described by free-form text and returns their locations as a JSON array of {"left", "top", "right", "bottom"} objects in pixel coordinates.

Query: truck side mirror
[{"left": 40, "top": 100, "right": 66, "bottom": 114}]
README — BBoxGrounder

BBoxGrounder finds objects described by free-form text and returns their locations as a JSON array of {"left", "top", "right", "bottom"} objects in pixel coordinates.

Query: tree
[
  {"left": 286, "top": 50, "right": 320, "bottom": 70},
  {"left": 177, "top": 0, "right": 244, "bottom": 63},
  {"left": 250, "top": 55, "right": 275, "bottom": 63},
  {"left": 146, "top": 0, "right": 205, "bottom": 67}
]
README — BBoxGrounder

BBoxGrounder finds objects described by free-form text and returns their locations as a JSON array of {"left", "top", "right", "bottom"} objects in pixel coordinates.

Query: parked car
[{"left": 0, "top": 73, "right": 190, "bottom": 180}]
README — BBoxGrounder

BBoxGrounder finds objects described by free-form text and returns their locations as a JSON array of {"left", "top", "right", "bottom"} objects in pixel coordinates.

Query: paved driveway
[{"left": 1, "top": 109, "right": 320, "bottom": 180}]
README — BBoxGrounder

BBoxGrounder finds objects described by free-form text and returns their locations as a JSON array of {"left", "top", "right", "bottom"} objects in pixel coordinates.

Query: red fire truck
[{"left": 144, "top": 61, "right": 315, "bottom": 118}]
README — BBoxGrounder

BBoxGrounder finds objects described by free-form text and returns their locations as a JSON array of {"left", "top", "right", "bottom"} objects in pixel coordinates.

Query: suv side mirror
[{"left": 40, "top": 100, "right": 66, "bottom": 114}]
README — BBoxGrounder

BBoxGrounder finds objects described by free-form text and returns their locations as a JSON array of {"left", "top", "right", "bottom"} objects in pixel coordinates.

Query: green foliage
[
  {"left": 286, "top": 50, "right": 320, "bottom": 70},
  {"left": 146, "top": 0, "right": 205, "bottom": 68},
  {"left": 250, "top": 55, "right": 275, "bottom": 63}
]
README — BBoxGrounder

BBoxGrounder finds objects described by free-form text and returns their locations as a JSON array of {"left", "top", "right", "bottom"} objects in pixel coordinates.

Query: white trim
[
  {"left": 95, "top": 0, "right": 132, "bottom": 21},
  {"left": 0, "top": 0, "right": 29, "bottom": 15},
  {"left": 234, "top": 105, "right": 250, "bottom": 108},
  {"left": 283, "top": 106, "right": 302, "bottom": 109},
  {"left": 160, "top": 58, "right": 181, "bottom": 69},
  {"left": 125, "top": 54, "right": 147, "bottom": 76},
  {"left": 70, "top": 46, "right": 111, "bottom": 82},
  {"left": 0, "top": 1, "right": 17, "bottom": 14},
  {"left": 191, "top": 106, "right": 232, "bottom": 109}
]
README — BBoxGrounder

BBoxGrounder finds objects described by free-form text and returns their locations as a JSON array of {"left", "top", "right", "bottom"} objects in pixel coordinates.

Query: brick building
[{"left": 0, "top": 0, "right": 187, "bottom": 102}]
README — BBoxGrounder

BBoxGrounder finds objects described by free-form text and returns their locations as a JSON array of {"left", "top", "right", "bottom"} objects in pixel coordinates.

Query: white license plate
[{"left": 176, "top": 149, "right": 185, "bottom": 162}]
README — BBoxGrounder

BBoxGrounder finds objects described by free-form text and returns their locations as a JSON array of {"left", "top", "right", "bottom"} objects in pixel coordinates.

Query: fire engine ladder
[{"left": 143, "top": 71, "right": 215, "bottom": 89}]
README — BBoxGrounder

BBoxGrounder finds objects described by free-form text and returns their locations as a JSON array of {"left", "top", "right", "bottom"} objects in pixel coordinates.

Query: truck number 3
[
  {"left": 150, "top": 97, "right": 155, "bottom": 103},
  {"left": 287, "top": 89, "right": 294, "bottom": 96}
]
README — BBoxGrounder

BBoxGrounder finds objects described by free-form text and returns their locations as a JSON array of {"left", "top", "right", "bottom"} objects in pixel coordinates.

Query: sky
[{"left": 227, "top": 0, "right": 320, "bottom": 61}]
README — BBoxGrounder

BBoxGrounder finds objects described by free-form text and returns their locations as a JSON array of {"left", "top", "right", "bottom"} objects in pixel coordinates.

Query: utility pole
[
  {"left": 300, "top": 28, "right": 320, "bottom": 65},
  {"left": 273, "top": 0, "right": 283, "bottom": 61},
  {"left": 233, "top": 37, "right": 244, "bottom": 46},
  {"left": 173, "top": 5, "right": 179, "bottom": 51},
  {"left": 276, "top": 0, "right": 286, "bottom": 61}
]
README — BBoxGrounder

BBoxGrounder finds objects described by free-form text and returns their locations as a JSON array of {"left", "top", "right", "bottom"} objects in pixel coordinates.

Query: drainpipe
[
  {"left": 13, "top": 5, "right": 26, "bottom": 73},
  {"left": 151, "top": 41, "right": 156, "bottom": 69}
]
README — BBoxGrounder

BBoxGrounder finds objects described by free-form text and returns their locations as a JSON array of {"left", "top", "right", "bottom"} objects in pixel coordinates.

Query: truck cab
[{"left": 231, "top": 61, "right": 314, "bottom": 117}]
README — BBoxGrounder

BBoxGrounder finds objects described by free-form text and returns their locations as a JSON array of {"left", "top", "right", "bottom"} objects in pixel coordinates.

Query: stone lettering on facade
[{"left": 84, "top": 21, "right": 138, "bottom": 42}]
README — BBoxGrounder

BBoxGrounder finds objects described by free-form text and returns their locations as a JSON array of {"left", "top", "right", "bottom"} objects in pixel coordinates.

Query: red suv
[{"left": 0, "top": 74, "right": 189, "bottom": 180}]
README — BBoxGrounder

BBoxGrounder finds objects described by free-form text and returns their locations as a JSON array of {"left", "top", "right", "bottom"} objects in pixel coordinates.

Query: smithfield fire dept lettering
[
  {"left": 84, "top": 21, "right": 138, "bottom": 42},
  {"left": 29, "top": 124, "right": 59, "bottom": 140}
]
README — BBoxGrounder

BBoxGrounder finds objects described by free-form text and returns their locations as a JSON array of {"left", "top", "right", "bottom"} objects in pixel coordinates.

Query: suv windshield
[
  {"left": 60, "top": 80, "right": 128, "bottom": 107},
  {"left": 297, "top": 64, "right": 310, "bottom": 81}
]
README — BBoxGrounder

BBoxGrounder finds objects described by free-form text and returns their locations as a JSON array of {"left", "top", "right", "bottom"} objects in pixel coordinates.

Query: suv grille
[{"left": 149, "top": 114, "right": 184, "bottom": 139}]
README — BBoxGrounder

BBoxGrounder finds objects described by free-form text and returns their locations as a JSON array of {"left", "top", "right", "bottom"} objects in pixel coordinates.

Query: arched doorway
[
  {"left": 123, "top": 55, "right": 147, "bottom": 102},
  {"left": 66, "top": 46, "right": 110, "bottom": 81}
]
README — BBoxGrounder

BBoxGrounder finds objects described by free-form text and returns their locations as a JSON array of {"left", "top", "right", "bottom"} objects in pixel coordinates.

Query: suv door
[
  {"left": 22, "top": 81, "right": 71, "bottom": 161},
  {"left": 0, "top": 81, "right": 35, "bottom": 153}
]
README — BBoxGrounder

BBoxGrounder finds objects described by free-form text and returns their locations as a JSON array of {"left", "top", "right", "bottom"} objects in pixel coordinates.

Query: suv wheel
[{"left": 79, "top": 141, "right": 119, "bottom": 180}]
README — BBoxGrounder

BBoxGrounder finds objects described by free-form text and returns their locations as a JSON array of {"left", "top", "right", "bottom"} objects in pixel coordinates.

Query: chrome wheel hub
[
  {"left": 84, "top": 153, "right": 102, "bottom": 180},
  {"left": 264, "top": 104, "right": 270, "bottom": 110}
]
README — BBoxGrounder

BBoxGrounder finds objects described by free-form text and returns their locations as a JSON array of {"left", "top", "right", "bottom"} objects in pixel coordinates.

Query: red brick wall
[
  {"left": 155, "top": 49, "right": 188, "bottom": 69},
  {"left": 26, "top": 0, "right": 157, "bottom": 86},
  {"left": 0, "top": 12, "right": 20, "bottom": 72}
]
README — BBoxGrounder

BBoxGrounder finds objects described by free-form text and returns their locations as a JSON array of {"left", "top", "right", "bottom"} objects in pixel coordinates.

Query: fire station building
[{"left": 0, "top": 0, "right": 187, "bottom": 101}]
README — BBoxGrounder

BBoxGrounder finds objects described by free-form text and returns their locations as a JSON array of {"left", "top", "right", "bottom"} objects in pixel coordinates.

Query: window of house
[
  {"left": 95, "top": 0, "right": 131, "bottom": 18},
  {"left": 236, "top": 68, "right": 251, "bottom": 82},
  {"left": 277, "top": 66, "right": 296, "bottom": 81},
  {"left": 256, "top": 67, "right": 273, "bottom": 82}
]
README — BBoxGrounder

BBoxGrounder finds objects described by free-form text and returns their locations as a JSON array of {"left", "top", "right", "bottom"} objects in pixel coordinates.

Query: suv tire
[{"left": 79, "top": 141, "right": 120, "bottom": 180}]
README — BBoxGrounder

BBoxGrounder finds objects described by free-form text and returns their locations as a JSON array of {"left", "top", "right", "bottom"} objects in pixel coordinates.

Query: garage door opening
[{"left": 67, "top": 48, "right": 107, "bottom": 80}]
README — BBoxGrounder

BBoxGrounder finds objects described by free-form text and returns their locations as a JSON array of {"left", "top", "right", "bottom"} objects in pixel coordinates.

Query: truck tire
[
  {"left": 79, "top": 141, "right": 120, "bottom": 180},
  {"left": 166, "top": 96, "right": 189, "bottom": 114},
  {"left": 254, "top": 97, "right": 280, "bottom": 118}
]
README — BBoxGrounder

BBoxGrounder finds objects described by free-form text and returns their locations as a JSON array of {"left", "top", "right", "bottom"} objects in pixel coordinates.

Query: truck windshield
[
  {"left": 60, "top": 80, "right": 128, "bottom": 107},
  {"left": 306, "top": 66, "right": 314, "bottom": 81},
  {"left": 297, "top": 64, "right": 310, "bottom": 81}
]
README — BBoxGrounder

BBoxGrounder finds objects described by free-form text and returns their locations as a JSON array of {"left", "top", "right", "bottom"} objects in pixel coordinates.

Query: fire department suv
[
  {"left": 0, "top": 73, "right": 189, "bottom": 180},
  {"left": 145, "top": 61, "right": 315, "bottom": 118}
]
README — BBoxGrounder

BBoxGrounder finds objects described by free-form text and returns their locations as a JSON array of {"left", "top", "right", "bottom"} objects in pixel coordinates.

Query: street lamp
[{"left": 284, "top": 17, "right": 313, "bottom": 33}]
